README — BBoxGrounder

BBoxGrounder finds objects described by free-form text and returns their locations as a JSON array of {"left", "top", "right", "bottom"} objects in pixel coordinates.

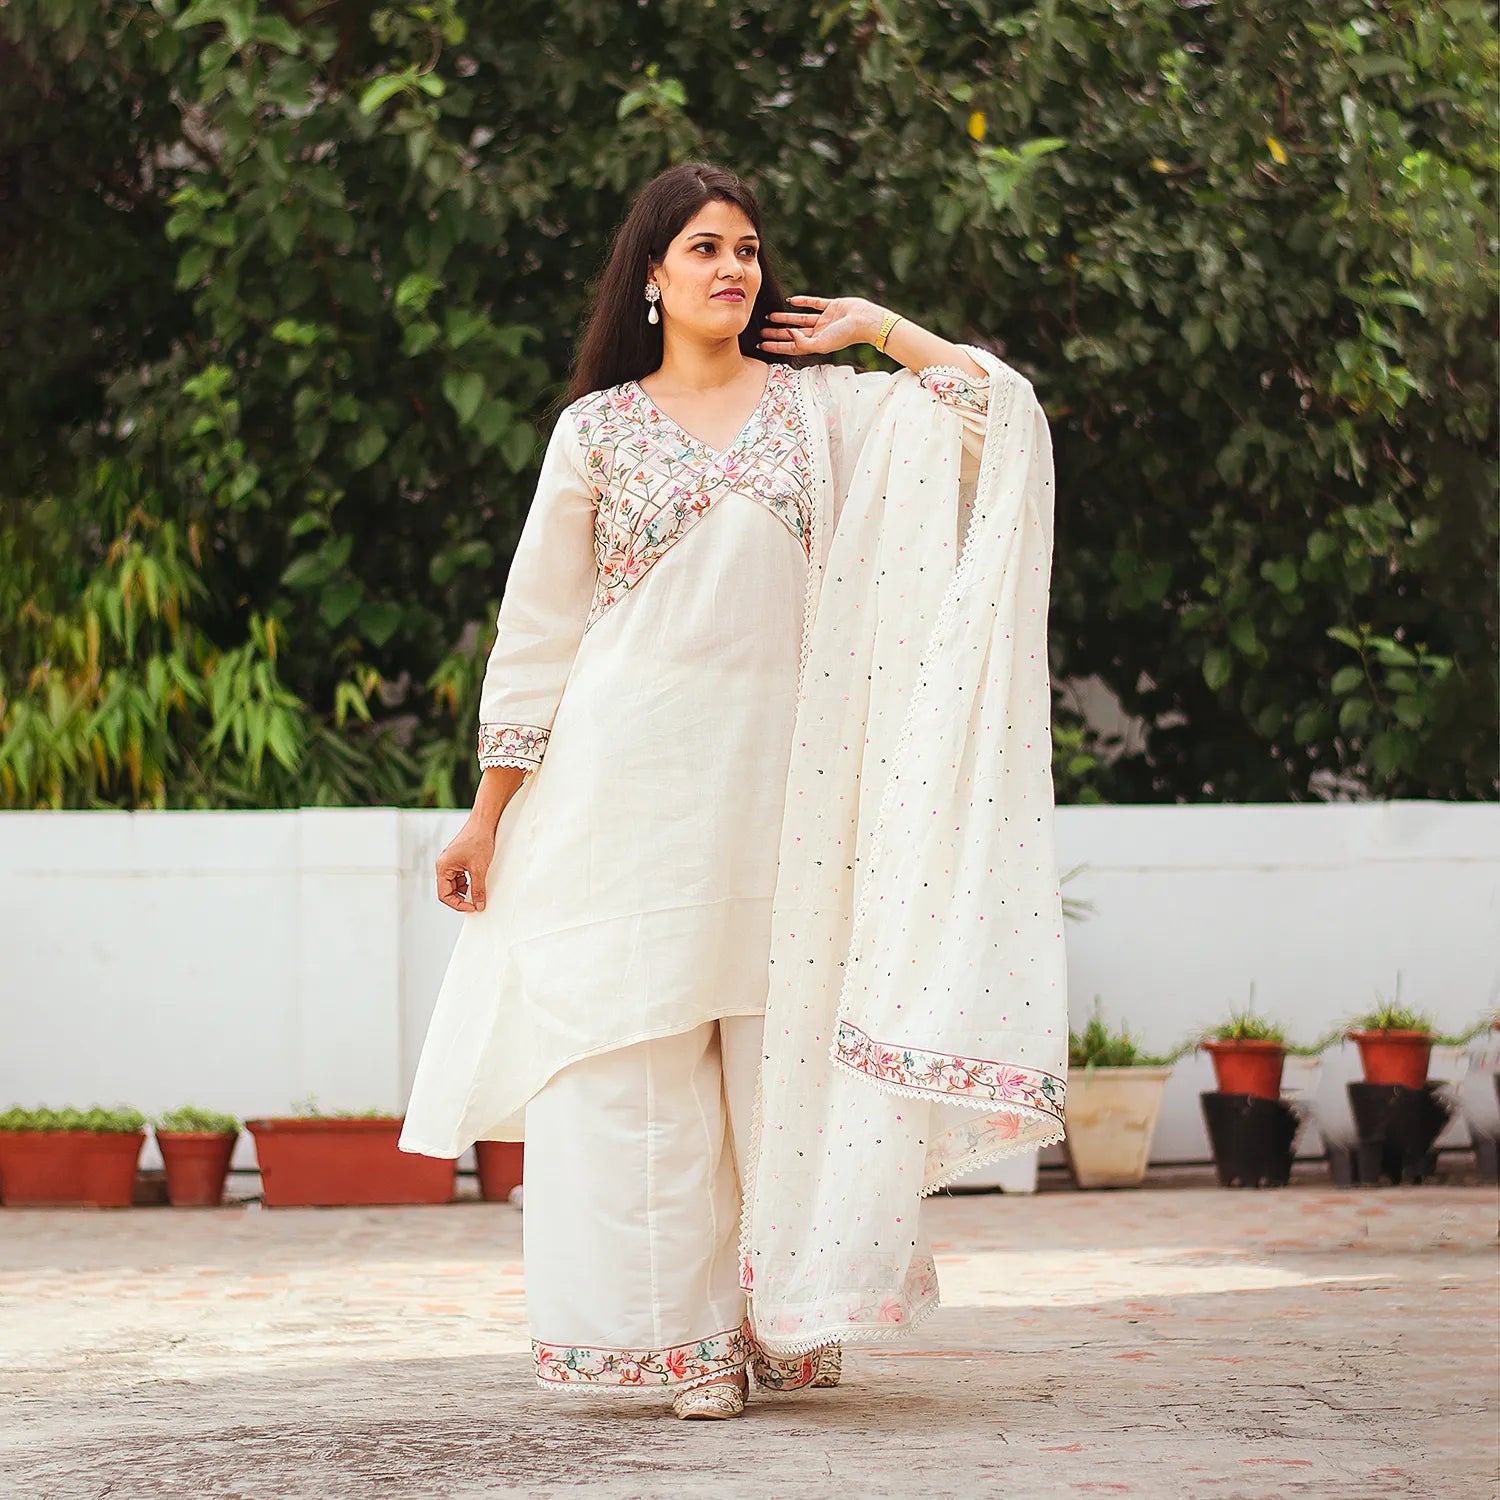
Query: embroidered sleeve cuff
[
  {"left": 917, "top": 363, "right": 990, "bottom": 416},
  {"left": 478, "top": 722, "right": 550, "bottom": 772}
]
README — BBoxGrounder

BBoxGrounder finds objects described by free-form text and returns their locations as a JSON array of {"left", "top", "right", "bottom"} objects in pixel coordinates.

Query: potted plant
[
  {"left": 246, "top": 1101, "right": 455, "bottom": 1208},
  {"left": 1355, "top": 1011, "right": 1497, "bottom": 1184},
  {"left": 155, "top": 1107, "right": 241, "bottom": 1207},
  {"left": 0, "top": 1106, "right": 147, "bottom": 1207},
  {"left": 1347, "top": 988, "right": 1437, "bottom": 1090},
  {"left": 1199, "top": 994, "right": 1289, "bottom": 1100},
  {"left": 474, "top": 1140, "right": 525, "bottom": 1202},
  {"left": 1063, "top": 1005, "right": 1186, "bottom": 1189}
]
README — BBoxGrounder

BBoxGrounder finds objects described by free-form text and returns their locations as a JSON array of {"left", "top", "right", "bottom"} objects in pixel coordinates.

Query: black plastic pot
[
  {"left": 1329, "top": 1081, "right": 1453, "bottom": 1187},
  {"left": 1199, "top": 1092, "right": 1298, "bottom": 1189},
  {"left": 1483, "top": 1075, "right": 1500, "bottom": 1184},
  {"left": 1471, "top": 1134, "right": 1498, "bottom": 1185}
]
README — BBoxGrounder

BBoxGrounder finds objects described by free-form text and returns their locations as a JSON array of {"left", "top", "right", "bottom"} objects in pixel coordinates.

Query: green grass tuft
[
  {"left": 0, "top": 1104, "right": 146, "bottom": 1132},
  {"left": 155, "top": 1105, "right": 241, "bottom": 1134}
]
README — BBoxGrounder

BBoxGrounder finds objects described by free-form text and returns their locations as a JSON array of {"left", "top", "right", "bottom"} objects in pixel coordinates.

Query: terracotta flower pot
[
  {"left": 0, "top": 1131, "right": 144, "bottom": 1207},
  {"left": 474, "top": 1140, "right": 524, "bottom": 1201},
  {"left": 1349, "top": 1030, "right": 1433, "bottom": 1089},
  {"left": 1202, "top": 1039, "right": 1287, "bottom": 1100},
  {"left": 246, "top": 1117, "right": 455, "bottom": 1207},
  {"left": 0, "top": 1132, "right": 82, "bottom": 1205},
  {"left": 157, "top": 1131, "right": 238, "bottom": 1207},
  {"left": 79, "top": 1132, "right": 147, "bottom": 1207}
]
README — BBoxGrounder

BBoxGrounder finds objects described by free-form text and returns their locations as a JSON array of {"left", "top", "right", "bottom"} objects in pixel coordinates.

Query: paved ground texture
[{"left": 2, "top": 1166, "right": 1496, "bottom": 1500}]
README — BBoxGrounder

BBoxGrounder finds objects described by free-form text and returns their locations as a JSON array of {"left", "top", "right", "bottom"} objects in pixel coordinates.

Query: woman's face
[{"left": 649, "top": 199, "right": 763, "bottom": 342}]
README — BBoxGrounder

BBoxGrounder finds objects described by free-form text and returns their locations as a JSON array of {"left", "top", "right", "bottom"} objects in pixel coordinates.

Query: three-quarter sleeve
[{"left": 475, "top": 408, "right": 597, "bottom": 773}]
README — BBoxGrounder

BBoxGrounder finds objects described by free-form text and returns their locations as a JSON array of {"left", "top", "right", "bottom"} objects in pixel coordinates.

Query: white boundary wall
[{"left": 1, "top": 803, "right": 1495, "bottom": 1172}]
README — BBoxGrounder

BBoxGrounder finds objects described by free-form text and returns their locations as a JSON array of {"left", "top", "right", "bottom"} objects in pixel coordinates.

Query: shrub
[{"left": 3, "top": 1, "right": 1493, "bottom": 807}]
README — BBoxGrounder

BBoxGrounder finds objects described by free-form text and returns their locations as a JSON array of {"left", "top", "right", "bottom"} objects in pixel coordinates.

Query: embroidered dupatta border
[{"left": 832, "top": 1019, "right": 1065, "bottom": 1126}]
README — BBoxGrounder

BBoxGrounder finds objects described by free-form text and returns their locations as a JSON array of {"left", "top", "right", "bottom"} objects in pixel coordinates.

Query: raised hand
[{"left": 758, "top": 295, "right": 880, "bottom": 357}]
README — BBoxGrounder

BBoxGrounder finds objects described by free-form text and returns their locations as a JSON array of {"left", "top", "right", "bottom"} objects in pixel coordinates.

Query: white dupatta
[{"left": 746, "top": 348, "right": 1069, "bottom": 1354}]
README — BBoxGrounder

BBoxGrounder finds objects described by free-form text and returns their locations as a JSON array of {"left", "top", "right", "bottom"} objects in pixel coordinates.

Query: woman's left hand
[{"left": 759, "top": 295, "right": 883, "bottom": 356}]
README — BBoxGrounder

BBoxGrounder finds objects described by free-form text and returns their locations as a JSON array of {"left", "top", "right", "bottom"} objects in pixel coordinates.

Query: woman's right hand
[{"left": 436, "top": 819, "right": 497, "bottom": 912}]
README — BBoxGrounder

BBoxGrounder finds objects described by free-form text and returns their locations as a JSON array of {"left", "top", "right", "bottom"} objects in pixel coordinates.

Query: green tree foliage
[{"left": 1, "top": 0, "right": 1494, "bottom": 808}]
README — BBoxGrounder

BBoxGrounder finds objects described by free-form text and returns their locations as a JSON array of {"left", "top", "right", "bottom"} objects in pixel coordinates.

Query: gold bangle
[{"left": 875, "top": 311, "right": 903, "bottom": 354}]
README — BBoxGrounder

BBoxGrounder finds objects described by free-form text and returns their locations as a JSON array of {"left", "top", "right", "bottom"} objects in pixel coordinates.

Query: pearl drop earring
[{"left": 645, "top": 283, "right": 661, "bottom": 325}]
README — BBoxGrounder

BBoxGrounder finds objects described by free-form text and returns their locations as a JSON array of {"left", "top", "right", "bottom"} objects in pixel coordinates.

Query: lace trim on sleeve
[
  {"left": 478, "top": 722, "right": 550, "bottom": 772},
  {"left": 917, "top": 363, "right": 990, "bottom": 416}
]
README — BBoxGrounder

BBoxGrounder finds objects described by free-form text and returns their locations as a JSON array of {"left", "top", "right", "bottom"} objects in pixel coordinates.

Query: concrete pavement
[{"left": 1, "top": 1165, "right": 1496, "bottom": 1500}]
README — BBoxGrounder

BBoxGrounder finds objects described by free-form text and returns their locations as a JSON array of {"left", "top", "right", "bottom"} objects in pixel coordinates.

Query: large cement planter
[{"left": 1064, "top": 1066, "right": 1174, "bottom": 1188}]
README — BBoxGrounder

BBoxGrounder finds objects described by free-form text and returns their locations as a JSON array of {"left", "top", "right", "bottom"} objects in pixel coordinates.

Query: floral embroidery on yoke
[
  {"left": 569, "top": 362, "right": 812, "bottom": 631},
  {"left": 834, "top": 1019, "right": 1065, "bottom": 1128},
  {"left": 533, "top": 1323, "right": 753, "bottom": 1387}
]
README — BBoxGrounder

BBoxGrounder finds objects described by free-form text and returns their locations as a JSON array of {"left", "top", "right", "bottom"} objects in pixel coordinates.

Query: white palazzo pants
[{"left": 523, "top": 1017, "right": 764, "bottom": 1389}]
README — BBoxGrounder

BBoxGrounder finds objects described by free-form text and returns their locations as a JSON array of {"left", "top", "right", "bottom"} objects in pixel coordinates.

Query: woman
[{"left": 401, "top": 161, "right": 1067, "bottom": 1419}]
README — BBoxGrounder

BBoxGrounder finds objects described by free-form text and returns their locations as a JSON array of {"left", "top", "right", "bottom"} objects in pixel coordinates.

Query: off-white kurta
[{"left": 401, "top": 356, "right": 991, "bottom": 1157}]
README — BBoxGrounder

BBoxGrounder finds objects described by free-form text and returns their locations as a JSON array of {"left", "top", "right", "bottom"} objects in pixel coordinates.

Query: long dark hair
[{"left": 563, "top": 162, "right": 802, "bottom": 407}]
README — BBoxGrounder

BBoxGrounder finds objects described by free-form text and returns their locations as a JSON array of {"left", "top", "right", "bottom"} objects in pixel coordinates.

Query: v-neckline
[{"left": 631, "top": 362, "right": 776, "bottom": 461}]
